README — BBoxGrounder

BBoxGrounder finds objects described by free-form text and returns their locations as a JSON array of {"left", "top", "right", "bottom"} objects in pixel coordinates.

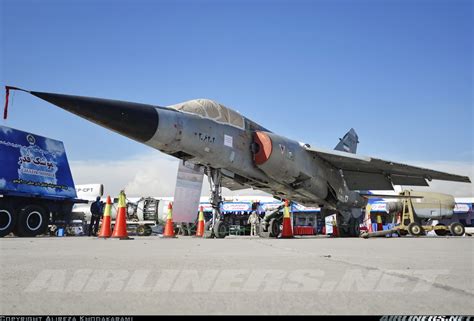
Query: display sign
[
  {"left": 370, "top": 203, "right": 388, "bottom": 212},
  {"left": 172, "top": 162, "right": 204, "bottom": 223},
  {"left": 0, "top": 125, "right": 77, "bottom": 198},
  {"left": 222, "top": 202, "right": 250, "bottom": 212}
]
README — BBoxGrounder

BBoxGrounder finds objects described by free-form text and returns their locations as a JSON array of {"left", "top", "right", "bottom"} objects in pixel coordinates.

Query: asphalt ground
[{"left": 0, "top": 235, "right": 473, "bottom": 315}]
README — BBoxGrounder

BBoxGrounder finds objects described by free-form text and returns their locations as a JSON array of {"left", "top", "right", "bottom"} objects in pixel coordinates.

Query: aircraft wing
[{"left": 304, "top": 145, "right": 471, "bottom": 190}]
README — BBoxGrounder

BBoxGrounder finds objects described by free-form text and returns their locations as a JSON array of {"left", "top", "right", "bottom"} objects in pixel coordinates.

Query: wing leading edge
[{"left": 304, "top": 145, "right": 471, "bottom": 191}]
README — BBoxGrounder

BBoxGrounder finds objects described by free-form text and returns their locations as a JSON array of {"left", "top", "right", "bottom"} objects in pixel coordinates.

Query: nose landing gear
[{"left": 203, "top": 168, "right": 228, "bottom": 238}]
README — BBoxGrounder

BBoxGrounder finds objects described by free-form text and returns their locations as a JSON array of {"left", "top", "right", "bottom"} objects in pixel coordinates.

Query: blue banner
[{"left": 0, "top": 125, "right": 77, "bottom": 198}]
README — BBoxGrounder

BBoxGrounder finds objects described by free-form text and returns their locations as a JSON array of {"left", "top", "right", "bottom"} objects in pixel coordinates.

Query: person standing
[
  {"left": 248, "top": 202, "right": 260, "bottom": 236},
  {"left": 89, "top": 196, "right": 104, "bottom": 236}
]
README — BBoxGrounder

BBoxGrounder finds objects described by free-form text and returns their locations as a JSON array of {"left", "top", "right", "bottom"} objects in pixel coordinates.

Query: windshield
[{"left": 169, "top": 99, "right": 245, "bottom": 129}]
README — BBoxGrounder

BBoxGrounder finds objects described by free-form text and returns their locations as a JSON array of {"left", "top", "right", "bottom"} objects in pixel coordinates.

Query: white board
[
  {"left": 325, "top": 215, "right": 335, "bottom": 234},
  {"left": 172, "top": 162, "right": 204, "bottom": 223}
]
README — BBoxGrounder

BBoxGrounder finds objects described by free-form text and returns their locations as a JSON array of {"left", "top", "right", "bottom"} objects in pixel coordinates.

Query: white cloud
[
  {"left": 44, "top": 138, "right": 65, "bottom": 156},
  {"left": 70, "top": 153, "right": 270, "bottom": 198},
  {"left": 69, "top": 153, "right": 473, "bottom": 199},
  {"left": 0, "top": 127, "right": 13, "bottom": 135},
  {"left": 0, "top": 178, "right": 6, "bottom": 189},
  {"left": 70, "top": 153, "right": 178, "bottom": 198}
]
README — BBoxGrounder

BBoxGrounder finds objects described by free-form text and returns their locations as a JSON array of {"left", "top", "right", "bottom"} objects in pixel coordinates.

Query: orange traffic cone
[
  {"left": 281, "top": 200, "right": 293, "bottom": 238},
  {"left": 195, "top": 206, "right": 205, "bottom": 237},
  {"left": 98, "top": 196, "right": 112, "bottom": 238},
  {"left": 163, "top": 202, "right": 175, "bottom": 238},
  {"left": 376, "top": 214, "right": 383, "bottom": 232},
  {"left": 111, "top": 190, "right": 129, "bottom": 239}
]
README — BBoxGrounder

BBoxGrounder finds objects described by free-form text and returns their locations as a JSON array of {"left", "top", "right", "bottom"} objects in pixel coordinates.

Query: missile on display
[{"left": 4, "top": 86, "right": 471, "bottom": 237}]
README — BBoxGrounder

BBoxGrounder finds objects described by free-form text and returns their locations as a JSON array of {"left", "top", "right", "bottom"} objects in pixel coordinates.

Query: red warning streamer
[
  {"left": 3, "top": 86, "right": 23, "bottom": 120},
  {"left": 4, "top": 86, "right": 10, "bottom": 120}
]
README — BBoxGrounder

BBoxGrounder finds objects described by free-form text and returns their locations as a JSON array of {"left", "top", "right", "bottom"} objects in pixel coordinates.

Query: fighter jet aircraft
[{"left": 4, "top": 86, "right": 471, "bottom": 237}]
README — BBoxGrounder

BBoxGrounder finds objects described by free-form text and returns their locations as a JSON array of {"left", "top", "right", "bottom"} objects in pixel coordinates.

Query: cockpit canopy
[{"left": 168, "top": 99, "right": 245, "bottom": 129}]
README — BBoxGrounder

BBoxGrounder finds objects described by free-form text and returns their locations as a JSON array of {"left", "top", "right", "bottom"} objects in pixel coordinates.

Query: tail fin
[{"left": 334, "top": 128, "right": 359, "bottom": 154}]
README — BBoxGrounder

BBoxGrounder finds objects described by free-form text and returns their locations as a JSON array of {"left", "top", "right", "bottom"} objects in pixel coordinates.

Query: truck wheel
[
  {"left": 136, "top": 225, "right": 146, "bottom": 236},
  {"left": 16, "top": 205, "right": 49, "bottom": 237},
  {"left": 213, "top": 221, "right": 227, "bottom": 238},
  {"left": 269, "top": 218, "right": 280, "bottom": 238},
  {"left": 449, "top": 222, "right": 465, "bottom": 236},
  {"left": 407, "top": 222, "right": 423, "bottom": 236},
  {"left": 434, "top": 224, "right": 448, "bottom": 236},
  {"left": 0, "top": 205, "right": 17, "bottom": 237}
]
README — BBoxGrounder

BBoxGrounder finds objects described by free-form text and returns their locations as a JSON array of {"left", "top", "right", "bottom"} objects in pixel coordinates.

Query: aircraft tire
[
  {"left": 144, "top": 225, "right": 152, "bottom": 236},
  {"left": 136, "top": 225, "right": 146, "bottom": 236},
  {"left": 269, "top": 218, "right": 280, "bottom": 238},
  {"left": 449, "top": 222, "right": 465, "bottom": 237},
  {"left": 407, "top": 222, "right": 423, "bottom": 236},
  {"left": 213, "top": 221, "right": 227, "bottom": 238}
]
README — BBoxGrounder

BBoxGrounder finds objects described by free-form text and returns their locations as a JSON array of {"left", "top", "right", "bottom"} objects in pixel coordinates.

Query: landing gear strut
[{"left": 203, "top": 168, "right": 227, "bottom": 238}]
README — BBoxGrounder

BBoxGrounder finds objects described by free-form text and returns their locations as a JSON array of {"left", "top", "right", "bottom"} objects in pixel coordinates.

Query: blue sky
[{"left": 1, "top": 0, "right": 472, "bottom": 196}]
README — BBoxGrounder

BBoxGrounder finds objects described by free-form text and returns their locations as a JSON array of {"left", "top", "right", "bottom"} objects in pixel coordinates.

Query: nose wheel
[{"left": 213, "top": 220, "right": 227, "bottom": 238}]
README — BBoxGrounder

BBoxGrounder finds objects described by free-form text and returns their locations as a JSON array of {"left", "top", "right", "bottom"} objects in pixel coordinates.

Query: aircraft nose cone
[{"left": 30, "top": 91, "right": 159, "bottom": 143}]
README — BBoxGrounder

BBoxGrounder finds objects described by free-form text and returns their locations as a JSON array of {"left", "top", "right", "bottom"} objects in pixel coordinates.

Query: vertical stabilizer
[{"left": 334, "top": 128, "right": 359, "bottom": 154}]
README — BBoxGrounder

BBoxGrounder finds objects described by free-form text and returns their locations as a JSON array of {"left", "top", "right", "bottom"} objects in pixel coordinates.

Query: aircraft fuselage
[{"left": 146, "top": 106, "right": 365, "bottom": 211}]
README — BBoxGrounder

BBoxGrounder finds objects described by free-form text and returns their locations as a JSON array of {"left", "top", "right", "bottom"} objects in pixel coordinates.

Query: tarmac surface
[{"left": 0, "top": 235, "right": 473, "bottom": 315}]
